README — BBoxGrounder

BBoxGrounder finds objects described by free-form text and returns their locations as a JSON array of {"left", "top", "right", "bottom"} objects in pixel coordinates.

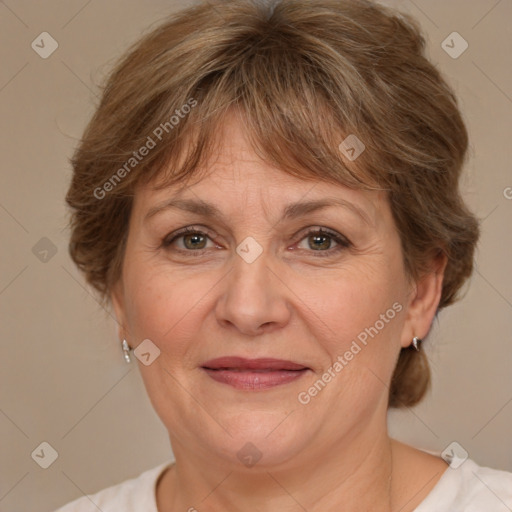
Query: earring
[
  {"left": 412, "top": 336, "right": 422, "bottom": 351},
  {"left": 122, "top": 339, "right": 132, "bottom": 363}
]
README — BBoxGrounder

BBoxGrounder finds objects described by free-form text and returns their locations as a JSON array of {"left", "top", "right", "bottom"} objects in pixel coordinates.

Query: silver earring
[
  {"left": 122, "top": 339, "right": 132, "bottom": 363},
  {"left": 412, "top": 336, "right": 421, "bottom": 351}
]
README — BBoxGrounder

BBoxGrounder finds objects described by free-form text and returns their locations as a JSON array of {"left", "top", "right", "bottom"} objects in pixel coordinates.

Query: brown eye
[
  {"left": 163, "top": 227, "right": 215, "bottom": 253},
  {"left": 296, "top": 228, "right": 350, "bottom": 256},
  {"left": 307, "top": 233, "right": 333, "bottom": 251},
  {"left": 182, "top": 232, "right": 208, "bottom": 250}
]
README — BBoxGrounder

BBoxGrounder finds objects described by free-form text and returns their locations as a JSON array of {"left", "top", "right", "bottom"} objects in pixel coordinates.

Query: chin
[{"left": 202, "top": 410, "right": 313, "bottom": 470}]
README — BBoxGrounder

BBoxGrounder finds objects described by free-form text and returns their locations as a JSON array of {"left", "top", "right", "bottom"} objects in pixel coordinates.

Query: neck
[{"left": 161, "top": 421, "right": 398, "bottom": 512}]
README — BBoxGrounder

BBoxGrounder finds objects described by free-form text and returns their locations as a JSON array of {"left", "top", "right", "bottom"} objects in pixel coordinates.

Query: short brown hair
[{"left": 66, "top": 0, "right": 480, "bottom": 408}]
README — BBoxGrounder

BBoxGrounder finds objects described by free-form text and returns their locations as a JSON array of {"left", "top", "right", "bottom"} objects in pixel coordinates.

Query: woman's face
[{"left": 112, "top": 114, "right": 442, "bottom": 468}]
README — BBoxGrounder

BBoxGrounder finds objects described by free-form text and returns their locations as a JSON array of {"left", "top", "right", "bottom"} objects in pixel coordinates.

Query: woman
[{"left": 57, "top": 0, "right": 512, "bottom": 510}]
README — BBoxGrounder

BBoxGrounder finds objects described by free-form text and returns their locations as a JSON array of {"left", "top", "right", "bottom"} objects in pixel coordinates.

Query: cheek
[
  {"left": 121, "top": 256, "right": 215, "bottom": 352},
  {"left": 304, "top": 262, "right": 406, "bottom": 370}
]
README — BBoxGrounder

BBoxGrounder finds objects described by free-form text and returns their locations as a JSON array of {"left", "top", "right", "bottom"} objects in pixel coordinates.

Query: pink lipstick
[{"left": 201, "top": 357, "right": 309, "bottom": 390}]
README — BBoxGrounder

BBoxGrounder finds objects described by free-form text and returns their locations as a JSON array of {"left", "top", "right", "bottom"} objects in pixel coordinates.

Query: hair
[{"left": 66, "top": 0, "right": 480, "bottom": 408}]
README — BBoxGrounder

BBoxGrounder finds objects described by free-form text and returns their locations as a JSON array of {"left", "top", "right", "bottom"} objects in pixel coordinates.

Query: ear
[
  {"left": 399, "top": 252, "right": 448, "bottom": 349},
  {"left": 110, "top": 280, "right": 128, "bottom": 342}
]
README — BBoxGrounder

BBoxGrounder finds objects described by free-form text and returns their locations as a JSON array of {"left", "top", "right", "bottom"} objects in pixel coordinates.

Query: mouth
[{"left": 201, "top": 357, "right": 310, "bottom": 391}]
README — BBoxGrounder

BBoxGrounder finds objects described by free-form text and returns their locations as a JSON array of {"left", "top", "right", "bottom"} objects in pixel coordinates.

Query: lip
[
  {"left": 202, "top": 357, "right": 308, "bottom": 371},
  {"left": 201, "top": 357, "right": 310, "bottom": 390}
]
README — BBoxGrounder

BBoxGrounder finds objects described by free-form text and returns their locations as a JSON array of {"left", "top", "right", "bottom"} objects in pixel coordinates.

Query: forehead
[{"left": 132, "top": 112, "right": 386, "bottom": 224}]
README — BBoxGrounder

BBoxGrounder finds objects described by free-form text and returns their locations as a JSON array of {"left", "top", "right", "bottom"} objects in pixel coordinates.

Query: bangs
[{"left": 125, "top": 28, "right": 385, "bottom": 195}]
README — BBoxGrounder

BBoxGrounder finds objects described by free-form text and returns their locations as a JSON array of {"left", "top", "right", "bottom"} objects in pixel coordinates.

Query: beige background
[{"left": 0, "top": 1, "right": 511, "bottom": 511}]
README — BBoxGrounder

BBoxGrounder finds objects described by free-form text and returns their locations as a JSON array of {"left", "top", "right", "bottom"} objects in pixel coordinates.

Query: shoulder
[
  {"left": 54, "top": 461, "right": 173, "bottom": 512},
  {"left": 416, "top": 458, "right": 512, "bottom": 512}
]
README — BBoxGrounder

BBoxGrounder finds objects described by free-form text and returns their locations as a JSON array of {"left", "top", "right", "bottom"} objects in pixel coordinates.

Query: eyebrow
[{"left": 144, "top": 197, "right": 373, "bottom": 227}]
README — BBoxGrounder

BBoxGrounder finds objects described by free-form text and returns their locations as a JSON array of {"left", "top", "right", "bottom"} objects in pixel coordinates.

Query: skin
[{"left": 112, "top": 111, "right": 449, "bottom": 511}]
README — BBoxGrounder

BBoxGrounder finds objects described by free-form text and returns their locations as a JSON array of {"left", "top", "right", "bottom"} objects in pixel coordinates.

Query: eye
[
  {"left": 294, "top": 228, "right": 351, "bottom": 256},
  {"left": 162, "top": 227, "right": 217, "bottom": 255},
  {"left": 162, "top": 226, "right": 351, "bottom": 258}
]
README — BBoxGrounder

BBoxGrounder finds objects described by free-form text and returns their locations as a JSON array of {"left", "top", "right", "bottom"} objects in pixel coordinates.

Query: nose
[{"left": 215, "top": 247, "right": 292, "bottom": 337}]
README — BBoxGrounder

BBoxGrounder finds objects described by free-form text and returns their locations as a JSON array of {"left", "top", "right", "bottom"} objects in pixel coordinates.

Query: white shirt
[{"left": 54, "top": 457, "right": 512, "bottom": 511}]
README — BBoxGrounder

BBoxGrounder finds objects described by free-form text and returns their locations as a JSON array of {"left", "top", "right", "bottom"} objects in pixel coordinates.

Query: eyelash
[{"left": 161, "top": 226, "right": 351, "bottom": 258}]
